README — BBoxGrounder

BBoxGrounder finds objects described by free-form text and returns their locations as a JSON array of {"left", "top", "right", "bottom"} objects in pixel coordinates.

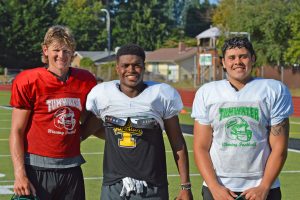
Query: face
[
  {"left": 222, "top": 47, "right": 255, "bottom": 83},
  {"left": 42, "top": 41, "right": 74, "bottom": 75},
  {"left": 116, "top": 55, "right": 145, "bottom": 89}
]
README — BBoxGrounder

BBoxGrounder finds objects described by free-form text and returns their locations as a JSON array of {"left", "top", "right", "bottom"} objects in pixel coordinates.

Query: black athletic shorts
[
  {"left": 100, "top": 180, "right": 169, "bottom": 200},
  {"left": 25, "top": 165, "right": 85, "bottom": 200},
  {"left": 202, "top": 185, "right": 281, "bottom": 200}
]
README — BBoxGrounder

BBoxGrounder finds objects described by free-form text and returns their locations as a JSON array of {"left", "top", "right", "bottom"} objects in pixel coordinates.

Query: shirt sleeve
[
  {"left": 10, "top": 72, "right": 33, "bottom": 109},
  {"left": 270, "top": 83, "right": 294, "bottom": 125},
  {"left": 191, "top": 86, "right": 210, "bottom": 125},
  {"left": 160, "top": 84, "right": 183, "bottom": 119},
  {"left": 86, "top": 84, "right": 101, "bottom": 117}
]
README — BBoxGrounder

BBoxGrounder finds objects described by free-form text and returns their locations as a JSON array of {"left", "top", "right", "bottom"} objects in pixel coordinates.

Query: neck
[
  {"left": 47, "top": 65, "right": 70, "bottom": 76},
  {"left": 47, "top": 66, "right": 70, "bottom": 82},
  {"left": 228, "top": 76, "right": 253, "bottom": 91},
  {"left": 119, "top": 83, "right": 146, "bottom": 98}
]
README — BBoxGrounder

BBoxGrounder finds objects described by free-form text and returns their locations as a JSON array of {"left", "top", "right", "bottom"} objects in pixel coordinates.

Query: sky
[
  {"left": 210, "top": 0, "right": 219, "bottom": 4},
  {"left": 200, "top": 0, "right": 219, "bottom": 4}
]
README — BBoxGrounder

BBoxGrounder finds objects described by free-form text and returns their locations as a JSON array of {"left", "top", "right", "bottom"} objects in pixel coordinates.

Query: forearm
[
  {"left": 174, "top": 143, "right": 190, "bottom": 184},
  {"left": 193, "top": 122, "right": 219, "bottom": 188},
  {"left": 93, "top": 127, "right": 106, "bottom": 140},
  {"left": 260, "top": 149, "right": 287, "bottom": 189},
  {"left": 80, "top": 125, "right": 93, "bottom": 141},
  {"left": 260, "top": 118, "right": 289, "bottom": 189},
  {"left": 164, "top": 116, "right": 191, "bottom": 183},
  {"left": 80, "top": 112, "right": 104, "bottom": 141},
  {"left": 10, "top": 108, "right": 30, "bottom": 179},
  {"left": 10, "top": 131, "right": 26, "bottom": 178},
  {"left": 194, "top": 148, "right": 219, "bottom": 189}
]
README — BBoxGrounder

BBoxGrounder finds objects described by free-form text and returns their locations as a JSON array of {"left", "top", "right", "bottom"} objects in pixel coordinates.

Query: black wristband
[{"left": 180, "top": 182, "right": 192, "bottom": 190}]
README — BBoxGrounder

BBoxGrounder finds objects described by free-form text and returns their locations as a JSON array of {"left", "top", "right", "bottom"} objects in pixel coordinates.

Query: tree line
[
  {"left": 0, "top": 0, "right": 214, "bottom": 69},
  {"left": 0, "top": 0, "right": 299, "bottom": 69},
  {"left": 213, "top": 0, "right": 300, "bottom": 67}
]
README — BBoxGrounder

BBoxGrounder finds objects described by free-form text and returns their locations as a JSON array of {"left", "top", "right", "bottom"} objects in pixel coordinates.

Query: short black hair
[
  {"left": 222, "top": 37, "right": 256, "bottom": 61},
  {"left": 116, "top": 44, "right": 145, "bottom": 62}
]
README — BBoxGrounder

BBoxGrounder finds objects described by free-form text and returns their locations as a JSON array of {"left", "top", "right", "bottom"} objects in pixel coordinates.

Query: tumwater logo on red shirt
[
  {"left": 46, "top": 98, "right": 81, "bottom": 135},
  {"left": 46, "top": 98, "right": 82, "bottom": 112},
  {"left": 54, "top": 107, "right": 76, "bottom": 131}
]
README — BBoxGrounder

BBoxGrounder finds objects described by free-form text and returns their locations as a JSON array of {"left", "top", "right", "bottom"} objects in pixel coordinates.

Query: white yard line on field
[
  {"left": 288, "top": 148, "right": 300, "bottom": 153},
  {"left": 0, "top": 106, "right": 12, "bottom": 110},
  {"left": 0, "top": 150, "right": 195, "bottom": 158},
  {"left": 1, "top": 149, "right": 299, "bottom": 158},
  {"left": 183, "top": 133, "right": 193, "bottom": 137}
]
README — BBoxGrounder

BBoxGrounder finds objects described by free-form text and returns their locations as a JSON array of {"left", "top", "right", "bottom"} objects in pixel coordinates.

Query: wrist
[
  {"left": 259, "top": 182, "right": 271, "bottom": 190},
  {"left": 14, "top": 167, "right": 26, "bottom": 177},
  {"left": 181, "top": 182, "right": 192, "bottom": 190}
]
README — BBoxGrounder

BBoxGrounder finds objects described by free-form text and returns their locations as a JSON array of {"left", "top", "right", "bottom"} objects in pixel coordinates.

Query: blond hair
[{"left": 41, "top": 25, "right": 76, "bottom": 63}]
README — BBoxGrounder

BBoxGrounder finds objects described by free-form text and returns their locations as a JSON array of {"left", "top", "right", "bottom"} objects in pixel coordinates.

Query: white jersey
[
  {"left": 86, "top": 80, "right": 183, "bottom": 130},
  {"left": 191, "top": 78, "right": 293, "bottom": 191}
]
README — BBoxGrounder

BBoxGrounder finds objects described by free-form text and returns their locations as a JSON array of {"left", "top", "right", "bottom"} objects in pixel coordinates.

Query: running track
[
  {"left": 177, "top": 89, "right": 300, "bottom": 117},
  {"left": 1, "top": 85, "right": 299, "bottom": 117}
]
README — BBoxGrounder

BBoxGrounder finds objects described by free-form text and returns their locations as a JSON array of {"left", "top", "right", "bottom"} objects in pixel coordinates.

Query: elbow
[
  {"left": 282, "top": 149, "right": 288, "bottom": 161},
  {"left": 271, "top": 146, "right": 288, "bottom": 162}
]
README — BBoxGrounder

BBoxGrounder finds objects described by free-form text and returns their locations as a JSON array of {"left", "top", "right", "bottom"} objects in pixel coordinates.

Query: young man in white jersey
[
  {"left": 9, "top": 25, "right": 97, "bottom": 200},
  {"left": 84, "top": 44, "right": 193, "bottom": 200},
  {"left": 192, "top": 37, "right": 293, "bottom": 200}
]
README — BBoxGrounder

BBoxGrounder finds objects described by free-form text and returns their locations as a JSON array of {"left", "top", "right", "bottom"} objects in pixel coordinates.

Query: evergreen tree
[
  {"left": 112, "top": 0, "right": 171, "bottom": 50},
  {"left": 56, "top": 0, "right": 106, "bottom": 51},
  {"left": 0, "top": 0, "right": 57, "bottom": 68},
  {"left": 183, "top": 0, "right": 215, "bottom": 37},
  {"left": 213, "top": 0, "right": 292, "bottom": 66},
  {"left": 285, "top": 1, "right": 300, "bottom": 65}
]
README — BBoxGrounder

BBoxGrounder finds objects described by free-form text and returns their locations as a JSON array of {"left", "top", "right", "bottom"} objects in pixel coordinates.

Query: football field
[{"left": 1, "top": 91, "right": 300, "bottom": 199}]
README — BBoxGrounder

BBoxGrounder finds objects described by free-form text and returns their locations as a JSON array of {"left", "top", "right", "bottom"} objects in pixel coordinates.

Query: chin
[
  {"left": 58, "top": 65, "right": 69, "bottom": 69},
  {"left": 124, "top": 81, "right": 141, "bottom": 87}
]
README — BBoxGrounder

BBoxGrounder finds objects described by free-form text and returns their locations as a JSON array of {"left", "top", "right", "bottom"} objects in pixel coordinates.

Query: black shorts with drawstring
[
  {"left": 202, "top": 185, "right": 281, "bottom": 200},
  {"left": 25, "top": 165, "right": 85, "bottom": 200},
  {"left": 100, "top": 180, "right": 168, "bottom": 200}
]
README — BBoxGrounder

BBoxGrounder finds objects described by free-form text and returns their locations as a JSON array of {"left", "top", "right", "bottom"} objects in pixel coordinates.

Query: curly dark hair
[
  {"left": 116, "top": 44, "right": 145, "bottom": 62},
  {"left": 222, "top": 37, "right": 256, "bottom": 61}
]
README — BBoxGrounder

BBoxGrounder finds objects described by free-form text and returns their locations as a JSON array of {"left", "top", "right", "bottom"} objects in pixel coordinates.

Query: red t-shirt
[{"left": 10, "top": 67, "right": 97, "bottom": 158}]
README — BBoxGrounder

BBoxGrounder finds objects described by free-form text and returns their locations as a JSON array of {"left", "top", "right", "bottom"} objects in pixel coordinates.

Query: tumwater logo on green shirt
[{"left": 219, "top": 107, "right": 259, "bottom": 147}]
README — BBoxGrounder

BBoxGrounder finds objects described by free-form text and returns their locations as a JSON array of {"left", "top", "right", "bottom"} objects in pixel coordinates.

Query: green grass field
[{"left": 1, "top": 91, "right": 300, "bottom": 199}]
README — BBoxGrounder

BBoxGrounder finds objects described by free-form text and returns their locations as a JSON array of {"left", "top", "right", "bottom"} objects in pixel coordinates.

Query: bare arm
[
  {"left": 164, "top": 116, "right": 193, "bottom": 200},
  {"left": 242, "top": 118, "right": 289, "bottom": 200},
  {"left": 262, "top": 118, "right": 289, "bottom": 187},
  {"left": 80, "top": 111, "right": 105, "bottom": 141},
  {"left": 193, "top": 121, "right": 236, "bottom": 200},
  {"left": 9, "top": 108, "right": 35, "bottom": 196}
]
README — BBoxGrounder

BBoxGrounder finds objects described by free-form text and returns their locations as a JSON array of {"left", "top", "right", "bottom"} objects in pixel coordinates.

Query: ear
[
  {"left": 251, "top": 55, "right": 256, "bottom": 62},
  {"left": 115, "top": 64, "right": 120, "bottom": 74},
  {"left": 222, "top": 58, "right": 226, "bottom": 69},
  {"left": 42, "top": 45, "right": 48, "bottom": 56}
]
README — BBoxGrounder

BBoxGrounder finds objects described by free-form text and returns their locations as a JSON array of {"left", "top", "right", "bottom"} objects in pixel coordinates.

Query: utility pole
[{"left": 101, "top": 8, "right": 111, "bottom": 56}]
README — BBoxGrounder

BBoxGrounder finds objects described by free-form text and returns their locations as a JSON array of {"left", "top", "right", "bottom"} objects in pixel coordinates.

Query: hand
[
  {"left": 241, "top": 185, "right": 269, "bottom": 200},
  {"left": 120, "top": 177, "right": 135, "bottom": 197},
  {"left": 135, "top": 180, "right": 147, "bottom": 194},
  {"left": 120, "top": 177, "right": 148, "bottom": 197},
  {"left": 13, "top": 174, "right": 36, "bottom": 196},
  {"left": 175, "top": 189, "right": 193, "bottom": 200},
  {"left": 209, "top": 184, "right": 237, "bottom": 200}
]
